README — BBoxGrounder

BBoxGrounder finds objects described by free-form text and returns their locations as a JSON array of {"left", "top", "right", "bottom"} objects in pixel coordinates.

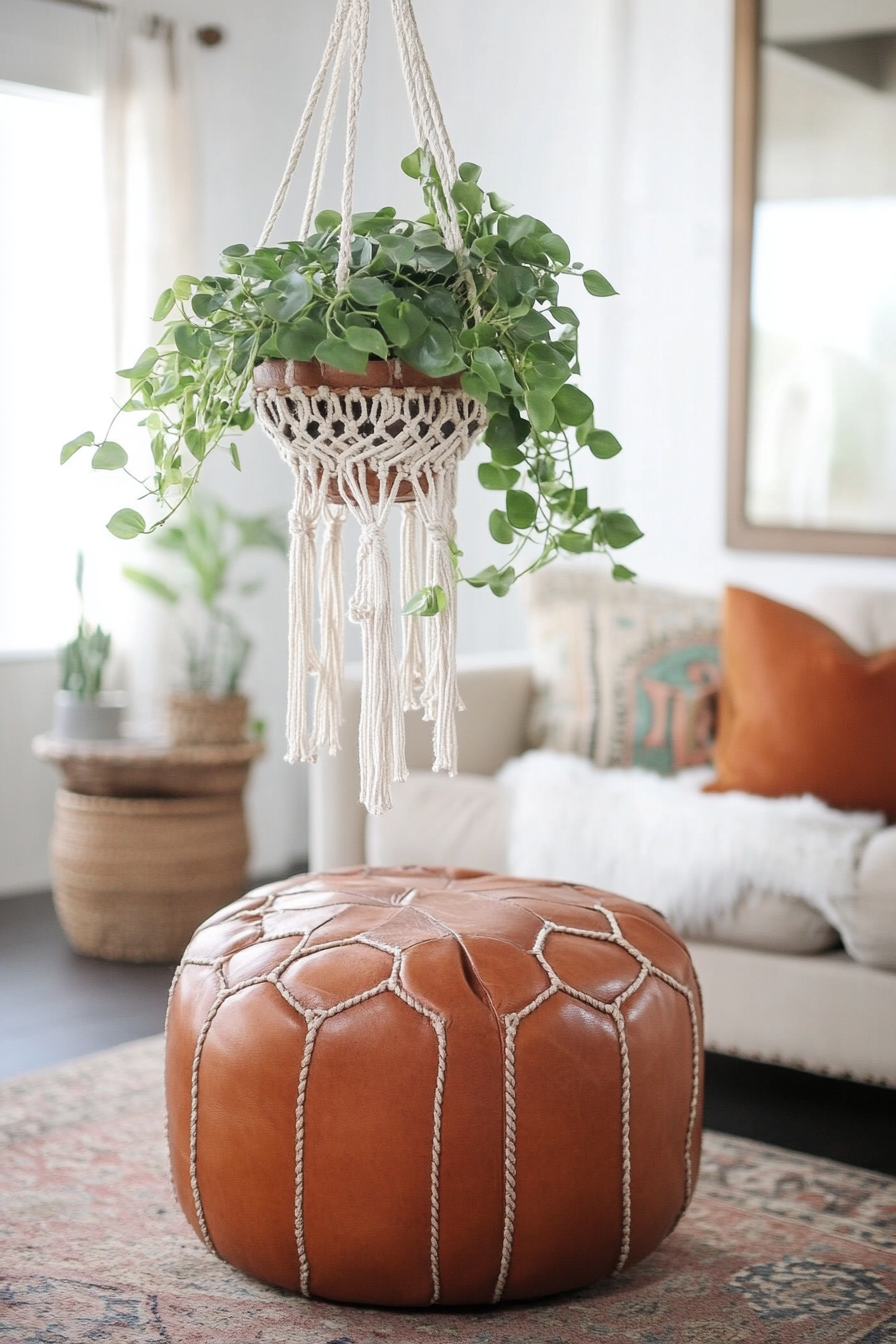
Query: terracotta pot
[
  {"left": 252, "top": 357, "right": 463, "bottom": 394},
  {"left": 253, "top": 358, "right": 468, "bottom": 505},
  {"left": 167, "top": 693, "right": 248, "bottom": 746}
]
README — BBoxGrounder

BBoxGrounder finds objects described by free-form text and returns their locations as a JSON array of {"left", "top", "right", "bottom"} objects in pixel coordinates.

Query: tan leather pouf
[{"left": 166, "top": 867, "right": 704, "bottom": 1306}]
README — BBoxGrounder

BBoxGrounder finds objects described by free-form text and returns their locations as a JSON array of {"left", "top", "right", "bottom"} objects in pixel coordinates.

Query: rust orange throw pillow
[{"left": 712, "top": 586, "right": 896, "bottom": 817}]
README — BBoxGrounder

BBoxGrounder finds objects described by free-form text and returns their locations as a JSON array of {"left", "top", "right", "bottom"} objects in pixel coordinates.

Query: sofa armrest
[{"left": 309, "top": 653, "right": 534, "bottom": 870}]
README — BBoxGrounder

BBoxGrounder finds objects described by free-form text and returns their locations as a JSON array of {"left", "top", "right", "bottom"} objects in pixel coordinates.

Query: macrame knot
[{"left": 289, "top": 509, "right": 317, "bottom": 541}]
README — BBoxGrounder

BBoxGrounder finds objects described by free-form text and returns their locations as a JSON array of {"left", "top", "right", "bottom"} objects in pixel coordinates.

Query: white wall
[{"left": 5, "top": 0, "right": 896, "bottom": 892}]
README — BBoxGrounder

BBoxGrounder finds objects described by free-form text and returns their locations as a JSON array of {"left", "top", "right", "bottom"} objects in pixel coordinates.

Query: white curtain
[
  {"left": 103, "top": 12, "right": 198, "bottom": 366},
  {"left": 99, "top": 12, "right": 199, "bottom": 730}
]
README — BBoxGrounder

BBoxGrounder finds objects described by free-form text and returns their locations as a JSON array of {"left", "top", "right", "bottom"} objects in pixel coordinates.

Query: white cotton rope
[{"left": 253, "top": 0, "right": 488, "bottom": 811}]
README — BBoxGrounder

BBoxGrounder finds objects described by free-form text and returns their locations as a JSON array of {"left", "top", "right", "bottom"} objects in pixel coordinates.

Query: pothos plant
[{"left": 62, "top": 150, "right": 641, "bottom": 608}]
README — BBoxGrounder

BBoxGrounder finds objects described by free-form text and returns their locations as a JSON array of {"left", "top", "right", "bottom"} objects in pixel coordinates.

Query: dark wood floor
[{"left": 2, "top": 891, "right": 894, "bottom": 1175}]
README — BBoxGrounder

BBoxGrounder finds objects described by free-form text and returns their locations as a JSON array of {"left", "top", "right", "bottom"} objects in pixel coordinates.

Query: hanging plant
[
  {"left": 61, "top": 0, "right": 640, "bottom": 812},
  {"left": 62, "top": 152, "right": 639, "bottom": 591}
]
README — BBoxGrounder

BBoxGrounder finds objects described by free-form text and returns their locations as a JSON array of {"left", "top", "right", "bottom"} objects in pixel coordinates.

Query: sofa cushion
[
  {"left": 367, "top": 771, "right": 839, "bottom": 956},
  {"left": 713, "top": 587, "right": 896, "bottom": 818},
  {"left": 523, "top": 568, "right": 720, "bottom": 774},
  {"left": 830, "top": 826, "right": 896, "bottom": 970}
]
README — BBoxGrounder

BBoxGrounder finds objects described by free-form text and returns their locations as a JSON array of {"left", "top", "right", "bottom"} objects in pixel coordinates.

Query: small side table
[{"left": 33, "top": 735, "right": 264, "bottom": 964}]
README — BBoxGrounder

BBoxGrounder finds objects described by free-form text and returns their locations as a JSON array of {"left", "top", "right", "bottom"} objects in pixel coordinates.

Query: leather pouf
[{"left": 166, "top": 867, "right": 704, "bottom": 1306}]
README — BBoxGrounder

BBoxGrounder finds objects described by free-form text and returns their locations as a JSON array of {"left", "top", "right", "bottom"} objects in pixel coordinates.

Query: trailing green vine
[{"left": 62, "top": 151, "right": 641, "bottom": 598}]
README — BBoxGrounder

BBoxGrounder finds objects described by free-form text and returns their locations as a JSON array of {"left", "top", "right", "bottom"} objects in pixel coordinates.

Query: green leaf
[
  {"left": 262, "top": 271, "right": 313, "bottom": 322},
  {"left": 315, "top": 209, "right": 342, "bottom": 231},
  {"left": 478, "top": 462, "right": 520, "bottom": 491},
  {"left": 314, "top": 337, "right": 369, "bottom": 375},
  {"left": 116, "top": 346, "right": 158, "bottom": 380},
  {"left": 122, "top": 566, "right": 179, "bottom": 603},
  {"left": 587, "top": 429, "right": 623, "bottom": 459},
  {"left": 467, "top": 353, "right": 501, "bottom": 394},
  {"left": 173, "top": 324, "right": 209, "bottom": 358},
  {"left": 483, "top": 412, "right": 528, "bottom": 452},
  {"left": 451, "top": 180, "right": 484, "bottom": 214},
  {"left": 378, "top": 233, "right": 415, "bottom": 265},
  {"left": 403, "top": 584, "right": 447, "bottom": 617},
  {"left": 558, "top": 530, "right": 593, "bottom": 553},
  {"left": 600, "top": 510, "right": 644, "bottom": 549},
  {"left": 377, "top": 297, "right": 411, "bottom": 347},
  {"left": 414, "top": 245, "right": 456, "bottom": 272},
  {"left": 488, "top": 191, "right": 513, "bottom": 212},
  {"left": 184, "top": 428, "right": 207, "bottom": 461},
  {"left": 489, "top": 565, "right": 515, "bottom": 597},
  {"left": 152, "top": 288, "right": 175, "bottom": 321},
  {"left": 505, "top": 489, "right": 538, "bottom": 529},
  {"left": 345, "top": 326, "right": 389, "bottom": 359},
  {"left": 553, "top": 384, "right": 594, "bottom": 427},
  {"left": 583, "top": 268, "right": 618, "bottom": 297},
  {"left": 401, "top": 149, "right": 423, "bottom": 179},
  {"left": 172, "top": 274, "right": 199, "bottom": 300},
  {"left": 277, "top": 318, "right": 326, "bottom": 361},
  {"left": 460, "top": 371, "right": 492, "bottom": 402},
  {"left": 401, "top": 324, "right": 465, "bottom": 377},
  {"left": 490, "top": 443, "right": 525, "bottom": 467},
  {"left": 230, "top": 442, "right": 242, "bottom": 470},
  {"left": 242, "top": 252, "right": 284, "bottom": 281},
  {"left": 540, "top": 233, "right": 571, "bottom": 266},
  {"left": 525, "top": 391, "right": 556, "bottom": 433},
  {"left": 221, "top": 242, "right": 249, "bottom": 257},
  {"left": 458, "top": 161, "right": 482, "bottom": 184},
  {"left": 612, "top": 563, "right": 636, "bottom": 581},
  {"left": 550, "top": 305, "right": 580, "bottom": 328},
  {"left": 92, "top": 441, "right": 128, "bottom": 470},
  {"left": 513, "top": 310, "right": 553, "bottom": 342},
  {"left": 107, "top": 508, "right": 146, "bottom": 540},
  {"left": 423, "top": 290, "right": 462, "bottom": 331},
  {"left": 61, "top": 431, "right": 94, "bottom": 464},
  {"left": 347, "top": 275, "right": 390, "bottom": 307},
  {"left": 489, "top": 509, "right": 515, "bottom": 544}
]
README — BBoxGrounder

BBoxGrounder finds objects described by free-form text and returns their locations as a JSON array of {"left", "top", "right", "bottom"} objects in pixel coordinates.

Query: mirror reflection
[{"left": 746, "top": 0, "right": 896, "bottom": 534}]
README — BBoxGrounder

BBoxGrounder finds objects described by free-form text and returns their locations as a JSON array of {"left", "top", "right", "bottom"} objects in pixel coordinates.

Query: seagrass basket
[
  {"left": 167, "top": 693, "right": 248, "bottom": 745},
  {"left": 51, "top": 789, "right": 249, "bottom": 962}
]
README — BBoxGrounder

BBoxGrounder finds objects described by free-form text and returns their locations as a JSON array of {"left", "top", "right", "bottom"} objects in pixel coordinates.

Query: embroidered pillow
[
  {"left": 712, "top": 586, "right": 896, "bottom": 817},
  {"left": 523, "top": 568, "right": 721, "bottom": 774}
]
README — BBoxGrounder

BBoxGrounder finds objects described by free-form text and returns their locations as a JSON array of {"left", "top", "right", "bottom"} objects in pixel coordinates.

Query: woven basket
[
  {"left": 50, "top": 789, "right": 249, "bottom": 962},
  {"left": 168, "top": 693, "right": 248, "bottom": 745}
]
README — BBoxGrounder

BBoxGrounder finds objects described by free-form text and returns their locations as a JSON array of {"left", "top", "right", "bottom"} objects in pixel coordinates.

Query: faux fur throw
[{"left": 498, "top": 751, "right": 885, "bottom": 928}]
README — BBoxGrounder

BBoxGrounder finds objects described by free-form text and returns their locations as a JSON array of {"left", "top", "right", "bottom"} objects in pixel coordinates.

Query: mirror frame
[{"left": 726, "top": 0, "right": 896, "bottom": 556}]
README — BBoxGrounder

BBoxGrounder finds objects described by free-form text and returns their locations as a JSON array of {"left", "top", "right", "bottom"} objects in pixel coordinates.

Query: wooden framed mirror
[{"left": 727, "top": 0, "right": 896, "bottom": 555}]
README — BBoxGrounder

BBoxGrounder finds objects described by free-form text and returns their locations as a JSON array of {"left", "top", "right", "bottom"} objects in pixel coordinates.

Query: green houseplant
[
  {"left": 62, "top": 152, "right": 641, "bottom": 602},
  {"left": 123, "top": 493, "right": 286, "bottom": 744},
  {"left": 53, "top": 553, "right": 126, "bottom": 740}
]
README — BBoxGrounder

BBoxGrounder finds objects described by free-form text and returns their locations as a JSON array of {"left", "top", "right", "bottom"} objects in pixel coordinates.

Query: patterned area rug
[{"left": 1, "top": 1037, "right": 894, "bottom": 1344}]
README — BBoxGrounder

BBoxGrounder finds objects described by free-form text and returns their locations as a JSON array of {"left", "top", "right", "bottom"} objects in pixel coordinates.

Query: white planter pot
[{"left": 52, "top": 690, "right": 127, "bottom": 741}]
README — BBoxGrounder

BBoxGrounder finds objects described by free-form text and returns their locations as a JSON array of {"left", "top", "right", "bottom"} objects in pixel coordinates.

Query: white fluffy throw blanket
[{"left": 498, "top": 751, "right": 884, "bottom": 928}]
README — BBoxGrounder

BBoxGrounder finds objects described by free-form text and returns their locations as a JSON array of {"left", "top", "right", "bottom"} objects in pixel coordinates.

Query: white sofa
[{"left": 311, "top": 645, "right": 896, "bottom": 1089}]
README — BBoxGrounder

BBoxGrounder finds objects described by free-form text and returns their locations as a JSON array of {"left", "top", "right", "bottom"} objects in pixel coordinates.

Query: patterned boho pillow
[{"left": 523, "top": 568, "right": 721, "bottom": 774}]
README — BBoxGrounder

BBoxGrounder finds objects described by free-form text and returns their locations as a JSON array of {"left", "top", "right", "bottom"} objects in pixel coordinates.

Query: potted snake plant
[{"left": 53, "top": 554, "right": 126, "bottom": 741}]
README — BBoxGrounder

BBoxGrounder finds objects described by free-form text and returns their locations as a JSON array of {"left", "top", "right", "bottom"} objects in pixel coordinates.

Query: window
[{"left": 0, "top": 79, "right": 115, "bottom": 653}]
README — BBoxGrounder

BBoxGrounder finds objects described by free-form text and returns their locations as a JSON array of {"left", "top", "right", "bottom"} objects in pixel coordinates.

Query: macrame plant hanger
[{"left": 251, "top": 0, "right": 486, "bottom": 814}]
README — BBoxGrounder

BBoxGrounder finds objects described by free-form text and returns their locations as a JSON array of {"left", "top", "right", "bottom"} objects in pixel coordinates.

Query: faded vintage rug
[{"left": 1, "top": 1037, "right": 894, "bottom": 1344}]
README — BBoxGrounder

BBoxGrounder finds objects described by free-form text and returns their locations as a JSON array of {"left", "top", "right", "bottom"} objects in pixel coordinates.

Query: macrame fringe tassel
[
  {"left": 415, "top": 472, "right": 463, "bottom": 774},
  {"left": 400, "top": 502, "right": 425, "bottom": 712},
  {"left": 349, "top": 513, "right": 407, "bottom": 814},
  {"left": 311, "top": 501, "right": 345, "bottom": 756},
  {"left": 285, "top": 476, "right": 322, "bottom": 764}
]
